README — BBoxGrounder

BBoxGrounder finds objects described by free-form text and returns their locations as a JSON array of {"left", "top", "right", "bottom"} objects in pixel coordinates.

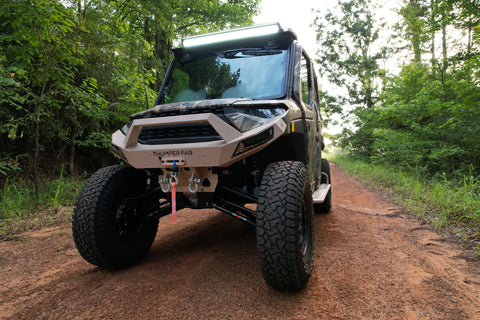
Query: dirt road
[{"left": 1, "top": 163, "right": 480, "bottom": 319}]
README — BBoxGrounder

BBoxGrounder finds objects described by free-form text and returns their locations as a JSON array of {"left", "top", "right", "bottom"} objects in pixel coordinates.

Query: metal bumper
[{"left": 111, "top": 113, "right": 287, "bottom": 168}]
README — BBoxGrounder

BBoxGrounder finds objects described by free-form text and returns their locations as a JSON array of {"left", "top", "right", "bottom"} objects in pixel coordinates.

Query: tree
[
  {"left": 111, "top": 0, "right": 259, "bottom": 90},
  {"left": 397, "top": 0, "right": 429, "bottom": 64},
  {"left": 0, "top": 0, "right": 261, "bottom": 182},
  {"left": 350, "top": 0, "right": 480, "bottom": 177},
  {"left": 313, "top": 0, "right": 386, "bottom": 154},
  {"left": 314, "top": 0, "right": 385, "bottom": 113},
  {"left": 1, "top": 0, "right": 81, "bottom": 190}
]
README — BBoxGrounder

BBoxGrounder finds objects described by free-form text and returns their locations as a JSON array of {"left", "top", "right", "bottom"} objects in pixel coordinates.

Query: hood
[
  {"left": 130, "top": 98, "right": 297, "bottom": 120},
  {"left": 131, "top": 98, "right": 251, "bottom": 119}
]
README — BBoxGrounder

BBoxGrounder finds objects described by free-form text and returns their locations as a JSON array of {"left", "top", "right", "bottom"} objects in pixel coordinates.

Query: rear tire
[
  {"left": 72, "top": 165, "right": 159, "bottom": 269},
  {"left": 315, "top": 159, "right": 332, "bottom": 214},
  {"left": 256, "top": 161, "right": 314, "bottom": 291}
]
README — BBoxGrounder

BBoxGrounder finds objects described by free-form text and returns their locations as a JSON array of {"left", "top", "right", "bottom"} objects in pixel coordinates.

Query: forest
[
  {"left": 0, "top": 0, "right": 259, "bottom": 192},
  {"left": 315, "top": 0, "right": 479, "bottom": 179},
  {"left": 0, "top": 0, "right": 479, "bottom": 229},
  {"left": 313, "top": 0, "right": 480, "bottom": 237}
]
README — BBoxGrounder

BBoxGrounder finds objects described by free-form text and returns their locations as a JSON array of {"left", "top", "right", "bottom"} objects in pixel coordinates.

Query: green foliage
[
  {"left": 1, "top": 0, "right": 91, "bottom": 180},
  {"left": 0, "top": 153, "right": 21, "bottom": 176},
  {"left": 51, "top": 164, "right": 65, "bottom": 208},
  {"left": 0, "top": 0, "right": 259, "bottom": 177},
  {"left": 0, "top": 174, "right": 83, "bottom": 220},
  {"left": 396, "top": 0, "right": 429, "bottom": 63},
  {"left": 0, "top": 173, "right": 83, "bottom": 239},
  {"left": 108, "top": 0, "right": 259, "bottom": 89},
  {"left": 314, "top": 0, "right": 386, "bottom": 118},
  {"left": 348, "top": 63, "right": 480, "bottom": 177},
  {"left": 322, "top": 0, "right": 480, "bottom": 182}
]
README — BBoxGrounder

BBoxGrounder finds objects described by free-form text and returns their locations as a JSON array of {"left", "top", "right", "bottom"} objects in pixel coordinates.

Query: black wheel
[
  {"left": 315, "top": 159, "right": 332, "bottom": 214},
  {"left": 256, "top": 161, "right": 314, "bottom": 291},
  {"left": 72, "top": 165, "right": 159, "bottom": 269}
]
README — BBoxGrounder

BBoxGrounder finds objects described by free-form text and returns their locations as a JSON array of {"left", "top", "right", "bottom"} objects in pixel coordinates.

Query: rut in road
[{"left": 1, "top": 162, "right": 480, "bottom": 319}]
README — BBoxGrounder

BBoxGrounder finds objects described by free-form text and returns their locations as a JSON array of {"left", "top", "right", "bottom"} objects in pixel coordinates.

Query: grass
[
  {"left": 0, "top": 173, "right": 84, "bottom": 240},
  {"left": 331, "top": 151, "right": 480, "bottom": 255}
]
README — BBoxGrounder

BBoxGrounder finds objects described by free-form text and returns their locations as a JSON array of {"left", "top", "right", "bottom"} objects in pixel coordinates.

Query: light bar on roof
[{"left": 182, "top": 23, "right": 282, "bottom": 48}]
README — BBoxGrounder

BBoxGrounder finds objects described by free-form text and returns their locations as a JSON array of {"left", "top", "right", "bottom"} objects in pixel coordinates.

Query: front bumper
[{"left": 111, "top": 112, "right": 287, "bottom": 169}]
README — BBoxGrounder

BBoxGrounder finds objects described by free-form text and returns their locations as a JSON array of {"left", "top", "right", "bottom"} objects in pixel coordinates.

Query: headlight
[
  {"left": 120, "top": 122, "right": 132, "bottom": 135},
  {"left": 224, "top": 107, "right": 287, "bottom": 132}
]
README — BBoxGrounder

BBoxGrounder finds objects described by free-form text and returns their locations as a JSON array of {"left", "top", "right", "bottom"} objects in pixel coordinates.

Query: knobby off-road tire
[
  {"left": 72, "top": 165, "right": 159, "bottom": 269},
  {"left": 315, "top": 158, "right": 332, "bottom": 214},
  {"left": 256, "top": 161, "right": 314, "bottom": 291}
]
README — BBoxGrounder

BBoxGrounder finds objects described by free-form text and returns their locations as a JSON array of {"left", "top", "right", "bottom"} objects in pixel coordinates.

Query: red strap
[{"left": 171, "top": 181, "right": 176, "bottom": 224}]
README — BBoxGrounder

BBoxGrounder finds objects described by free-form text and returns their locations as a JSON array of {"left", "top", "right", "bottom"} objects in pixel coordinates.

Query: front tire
[
  {"left": 72, "top": 165, "right": 159, "bottom": 269},
  {"left": 256, "top": 161, "right": 314, "bottom": 291}
]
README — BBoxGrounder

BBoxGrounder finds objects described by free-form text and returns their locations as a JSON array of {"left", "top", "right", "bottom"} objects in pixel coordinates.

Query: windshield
[{"left": 159, "top": 49, "right": 288, "bottom": 103}]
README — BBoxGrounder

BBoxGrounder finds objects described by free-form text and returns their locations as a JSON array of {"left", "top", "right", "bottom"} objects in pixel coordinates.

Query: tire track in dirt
[{"left": 1, "top": 162, "right": 479, "bottom": 319}]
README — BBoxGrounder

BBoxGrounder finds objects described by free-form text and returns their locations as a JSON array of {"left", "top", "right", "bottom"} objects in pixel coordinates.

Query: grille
[{"left": 138, "top": 123, "right": 221, "bottom": 145}]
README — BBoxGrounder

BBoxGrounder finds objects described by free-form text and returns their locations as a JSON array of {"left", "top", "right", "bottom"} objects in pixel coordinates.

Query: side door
[{"left": 299, "top": 50, "right": 321, "bottom": 185}]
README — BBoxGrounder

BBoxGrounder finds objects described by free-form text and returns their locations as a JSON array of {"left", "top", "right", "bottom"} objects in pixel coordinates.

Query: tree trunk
[
  {"left": 441, "top": 18, "right": 447, "bottom": 74},
  {"left": 154, "top": 26, "right": 173, "bottom": 89},
  {"left": 34, "top": 101, "right": 41, "bottom": 194},
  {"left": 441, "top": 4, "right": 447, "bottom": 74},
  {"left": 33, "top": 64, "right": 50, "bottom": 194},
  {"left": 69, "top": 138, "right": 76, "bottom": 175},
  {"left": 410, "top": 0, "right": 423, "bottom": 64},
  {"left": 430, "top": 0, "right": 436, "bottom": 77},
  {"left": 467, "top": 25, "right": 471, "bottom": 57}
]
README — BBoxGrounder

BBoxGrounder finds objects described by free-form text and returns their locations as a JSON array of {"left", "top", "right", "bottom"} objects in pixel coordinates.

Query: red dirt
[{"left": 1, "top": 162, "right": 479, "bottom": 319}]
